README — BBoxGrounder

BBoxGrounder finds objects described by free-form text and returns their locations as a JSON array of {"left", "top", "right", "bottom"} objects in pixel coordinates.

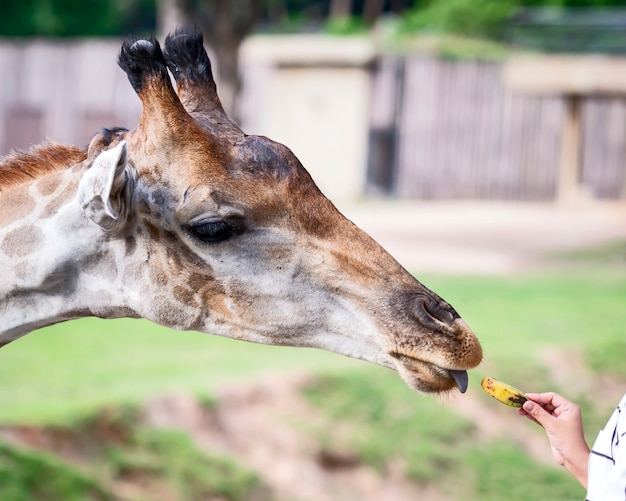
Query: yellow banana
[{"left": 481, "top": 377, "right": 527, "bottom": 407}]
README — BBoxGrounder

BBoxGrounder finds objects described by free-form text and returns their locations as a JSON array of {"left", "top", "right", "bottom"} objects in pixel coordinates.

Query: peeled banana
[{"left": 481, "top": 377, "right": 528, "bottom": 407}]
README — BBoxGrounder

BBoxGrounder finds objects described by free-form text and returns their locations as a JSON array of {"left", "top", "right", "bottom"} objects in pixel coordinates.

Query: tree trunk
[
  {"left": 363, "top": 0, "right": 385, "bottom": 26},
  {"left": 157, "top": 0, "right": 186, "bottom": 35},
  {"left": 389, "top": 0, "right": 409, "bottom": 14},
  {"left": 210, "top": 36, "right": 241, "bottom": 120},
  {"left": 159, "top": 0, "right": 263, "bottom": 122},
  {"left": 267, "top": 0, "right": 286, "bottom": 24},
  {"left": 329, "top": 0, "right": 352, "bottom": 18}
]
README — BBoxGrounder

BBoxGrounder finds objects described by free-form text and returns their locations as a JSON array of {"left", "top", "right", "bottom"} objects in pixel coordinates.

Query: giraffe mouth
[{"left": 389, "top": 352, "right": 469, "bottom": 393}]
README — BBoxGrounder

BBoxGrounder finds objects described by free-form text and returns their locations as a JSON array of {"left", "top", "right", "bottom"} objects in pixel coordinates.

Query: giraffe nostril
[
  {"left": 425, "top": 298, "right": 459, "bottom": 325},
  {"left": 414, "top": 295, "right": 459, "bottom": 330}
]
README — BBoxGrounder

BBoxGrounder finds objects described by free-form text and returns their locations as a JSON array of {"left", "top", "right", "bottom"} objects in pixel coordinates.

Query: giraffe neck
[{"left": 0, "top": 166, "right": 138, "bottom": 341}]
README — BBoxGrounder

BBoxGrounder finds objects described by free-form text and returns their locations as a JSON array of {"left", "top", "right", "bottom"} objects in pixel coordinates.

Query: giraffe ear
[{"left": 78, "top": 141, "right": 132, "bottom": 233}]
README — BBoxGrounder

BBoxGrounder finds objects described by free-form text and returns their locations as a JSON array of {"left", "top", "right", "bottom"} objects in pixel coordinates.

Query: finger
[
  {"left": 543, "top": 403, "right": 557, "bottom": 414},
  {"left": 525, "top": 394, "right": 556, "bottom": 414},
  {"left": 526, "top": 392, "right": 572, "bottom": 411},
  {"left": 517, "top": 407, "right": 540, "bottom": 426},
  {"left": 525, "top": 392, "right": 558, "bottom": 404},
  {"left": 522, "top": 400, "right": 556, "bottom": 429}
]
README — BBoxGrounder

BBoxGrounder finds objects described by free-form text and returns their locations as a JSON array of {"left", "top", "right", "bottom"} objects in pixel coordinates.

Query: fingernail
[{"left": 523, "top": 401, "right": 534, "bottom": 411}]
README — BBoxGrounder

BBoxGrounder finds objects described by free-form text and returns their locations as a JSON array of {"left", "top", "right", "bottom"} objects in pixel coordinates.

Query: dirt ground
[
  {"left": 145, "top": 376, "right": 451, "bottom": 501},
  {"left": 339, "top": 200, "right": 626, "bottom": 275},
  {"left": 143, "top": 351, "right": 625, "bottom": 501}
]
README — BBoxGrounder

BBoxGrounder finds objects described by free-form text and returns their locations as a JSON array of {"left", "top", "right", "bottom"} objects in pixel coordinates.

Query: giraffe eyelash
[{"left": 185, "top": 219, "right": 244, "bottom": 243}]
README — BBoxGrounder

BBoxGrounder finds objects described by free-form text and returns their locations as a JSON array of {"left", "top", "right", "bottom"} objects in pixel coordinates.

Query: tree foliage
[
  {"left": 402, "top": 0, "right": 520, "bottom": 38},
  {"left": 1, "top": 0, "right": 624, "bottom": 38},
  {"left": 0, "top": 0, "right": 156, "bottom": 37}
]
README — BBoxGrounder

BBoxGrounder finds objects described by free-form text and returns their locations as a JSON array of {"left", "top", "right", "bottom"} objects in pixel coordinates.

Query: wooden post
[
  {"left": 623, "top": 161, "right": 626, "bottom": 200},
  {"left": 623, "top": 121, "right": 626, "bottom": 199},
  {"left": 504, "top": 55, "right": 626, "bottom": 203},
  {"left": 558, "top": 95, "right": 583, "bottom": 202}
]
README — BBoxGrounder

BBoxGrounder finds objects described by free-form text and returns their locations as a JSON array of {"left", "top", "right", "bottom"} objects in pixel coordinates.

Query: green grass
[
  {"left": 0, "top": 319, "right": 363, "bottom": 425},
  {"left": 0, "top": 404, "right": 268, "bottom": 501},
  {"left": 299, "top": 252, "right": 626, "bottom": 500},
  {"left": 302, "top": 369, "right": 476, "bottom": 483},
  {"left": 426, "top": 261, "right": 626, "bottom": 446},
  {"left": 1, "top": 243, "right": 624, "bottom": 499},
  {"left": 463, "top": 444, "right": 582, "bottom": 501},
  {"left": 0, "top": 441, "right": 110, "bottom": 501},
  {"left": 423, "top": 265, "right": 626, "bottom": 385},
  {"left": 301, "top": 369, "right": 583, "bottom": 500},
  {"left": 106, "top": 427, "right": 266, "bottom": 501}
]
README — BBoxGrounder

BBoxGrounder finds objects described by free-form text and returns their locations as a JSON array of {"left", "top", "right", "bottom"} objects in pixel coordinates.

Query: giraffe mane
[{"left": 0, "top": 140, "right": 87, "bottom": 191}]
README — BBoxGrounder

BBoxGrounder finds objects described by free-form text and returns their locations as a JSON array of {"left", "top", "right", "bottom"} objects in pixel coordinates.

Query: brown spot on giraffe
[
  {"left": 36, "top": 175, "right": 62, "bottom": 197},
  {"left": 144, "top": 221, "right": 161, "bottom": 242},
  {"left": 40, "top": 179, "right": 79, "bottom": 219},
  {"left": 0, "top": 189, "right": 36, "bottom": 227},
  {"left": 173, "top": 285, "right": 197, "bottom": 308},
  {"left": 1, "top": 225, "right": 43, "bottom": 258}
]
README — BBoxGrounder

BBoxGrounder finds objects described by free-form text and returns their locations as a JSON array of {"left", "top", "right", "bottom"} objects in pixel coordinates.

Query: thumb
[{"left": 523, "top": 400, "right": 554, "bottom": 429}]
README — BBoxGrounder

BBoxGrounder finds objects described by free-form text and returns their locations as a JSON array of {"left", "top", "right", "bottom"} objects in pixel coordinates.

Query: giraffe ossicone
[{"left": 0, "top": 29, "right": 482, "bottom": 394}]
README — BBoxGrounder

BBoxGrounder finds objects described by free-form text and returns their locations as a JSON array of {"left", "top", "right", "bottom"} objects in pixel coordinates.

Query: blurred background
[{"left": 0, "top": 1, "right": 625, "bottom": 500}]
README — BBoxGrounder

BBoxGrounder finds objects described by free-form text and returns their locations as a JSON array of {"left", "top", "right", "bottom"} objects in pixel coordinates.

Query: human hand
[{"left": 518, "top": 392, "right": 590, "bottom": 488}]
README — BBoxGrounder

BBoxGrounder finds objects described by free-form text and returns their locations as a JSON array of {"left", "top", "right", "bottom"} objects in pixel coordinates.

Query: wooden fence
[
  {"left": 1, "top": 39, "right": 624, "bottom": 201},
  {"left": 0, "top": 40, "right": 141, "bottom": 154},
  {"left": 368, "top": 56, "right": 626, "bottom": 200}
]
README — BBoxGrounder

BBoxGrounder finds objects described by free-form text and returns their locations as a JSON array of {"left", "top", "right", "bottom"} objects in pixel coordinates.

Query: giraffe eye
[{"left": 187, "top": 220, "right": 241, "bottom": 243}]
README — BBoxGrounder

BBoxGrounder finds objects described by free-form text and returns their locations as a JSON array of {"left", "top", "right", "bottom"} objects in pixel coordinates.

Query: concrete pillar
[{"left": 240, "top": 35, "right": 376, "bottom": 202}]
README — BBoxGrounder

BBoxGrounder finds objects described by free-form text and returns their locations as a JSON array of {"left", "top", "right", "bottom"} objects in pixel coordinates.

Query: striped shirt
[{"left": 587, "top": 393, "right": 626, "bottom": 500}]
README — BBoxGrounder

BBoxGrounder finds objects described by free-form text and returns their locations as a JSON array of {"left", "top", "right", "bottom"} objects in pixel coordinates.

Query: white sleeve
[
  {"left": 587, "top": 394, "right": 626, "bottom": 501},
  {"left": 602, "top": 419, "right": 626, "bottom": 500}
]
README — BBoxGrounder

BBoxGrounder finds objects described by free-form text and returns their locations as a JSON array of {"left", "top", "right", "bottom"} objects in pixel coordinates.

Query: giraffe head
[{"left": 76, "top": 31, "right": 482, "bottom": 394}]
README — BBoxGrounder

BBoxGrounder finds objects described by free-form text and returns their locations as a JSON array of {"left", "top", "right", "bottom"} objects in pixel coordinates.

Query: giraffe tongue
[{"left": 449, "top": 370, "right": 469, "bottom": 393}]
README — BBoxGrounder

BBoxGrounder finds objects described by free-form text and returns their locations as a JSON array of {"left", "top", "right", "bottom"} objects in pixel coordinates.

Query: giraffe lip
[{"left": 390, "top": 352, "right": 469, "bottom": 393}]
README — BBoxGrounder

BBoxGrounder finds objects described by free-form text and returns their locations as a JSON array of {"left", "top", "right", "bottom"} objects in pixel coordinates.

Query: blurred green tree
[
  {"left": 0, "top": 0, "right": 157, "bottom": 37},
  {"left": 2, "top": 0, "right": 623, "bottom": 117},
  {"left": 401, "top": 0, "right": 625, "bottom": 42},
  {"left": 171, "top": 0, "right": 264, "bottom": 118},
  {"left": 522, "top": 0, "right": 623, "bottom": 5},
  {"left": 168, "top": 0, "right": 399, "bottom": 118},
  {"left": 402, "top": 0, "right": 520, "bottom": 38}
]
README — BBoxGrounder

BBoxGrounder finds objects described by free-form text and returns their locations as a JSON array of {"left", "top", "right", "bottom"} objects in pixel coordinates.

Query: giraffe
[{"left": 0, "top": 30, "right": 482, "bottom": 394}]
